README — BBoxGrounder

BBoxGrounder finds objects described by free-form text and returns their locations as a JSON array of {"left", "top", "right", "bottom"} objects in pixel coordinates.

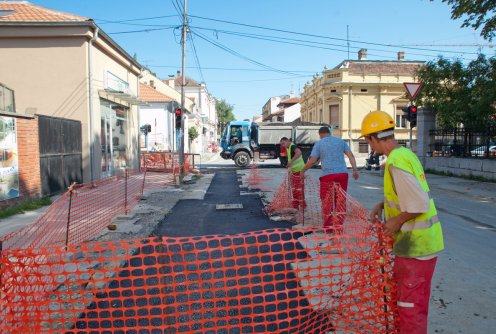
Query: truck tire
[{"left": 234, "top": 151, "right": 251, "bottom": 168}]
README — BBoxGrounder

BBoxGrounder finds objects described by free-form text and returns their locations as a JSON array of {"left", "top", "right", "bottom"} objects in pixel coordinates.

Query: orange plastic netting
[
  {"left": 0, "top": 226, "right": 395, "bottom": 333},
  {"left": 0, "top": 170, "right": 397, "bottom": 333}
]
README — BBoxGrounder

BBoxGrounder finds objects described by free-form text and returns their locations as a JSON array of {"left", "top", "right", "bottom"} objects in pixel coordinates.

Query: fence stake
[
  {"left": 0, "top": 239, "right": 3, "bottom": 285},
  {"left": 65, "top": 182, "right": 76, "bottom": 249},
  {"left": 125, "top": 169, "right": 129, "bottom": 215}
]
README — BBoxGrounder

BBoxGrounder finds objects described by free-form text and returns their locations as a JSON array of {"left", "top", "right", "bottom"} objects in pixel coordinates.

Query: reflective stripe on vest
[
  {"left": 384, "top": 147, "right": 444, "bottom": 258},
  {"left": 287, "top": 143, "right": 305, "bottom": 173}
]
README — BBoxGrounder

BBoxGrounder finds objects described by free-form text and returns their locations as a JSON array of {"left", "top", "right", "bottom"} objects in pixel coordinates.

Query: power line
[
  {"left": 188, "top": 14, "right": 480, "bottom": 56},
  {"left": 107, "top": 26, "right": 176, "bottom": 35},
  {"left": 190, "top": 26, "right": 481, "bottom": 60},
  {"left": 190, "top": 25, "right": 399, "bottom": 60},
  {"left": 94, "top": 15, "right": 177, "bottom": 24},
  {"left": 190, "top": 29, "right": 302, "bottom": 77},
  {"left": 147, "top": 65, "right": 316, "bottom": 73},
  {"left": 188, "top": 31, "right": 205, "bottom": 83},
  {"left": 208, "top": 75, "right": 312, "bottom": 83}
]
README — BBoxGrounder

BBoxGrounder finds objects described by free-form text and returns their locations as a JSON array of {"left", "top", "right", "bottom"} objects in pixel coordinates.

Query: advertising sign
[{"left": 0, "top": 116, "right": 19, "bottom": 201}]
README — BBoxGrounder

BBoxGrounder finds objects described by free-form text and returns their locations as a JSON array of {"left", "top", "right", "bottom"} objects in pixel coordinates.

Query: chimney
[
  {"left": 149, "top": 80, "right": 155, "bottom": 88},
  {"left": 358, "top": 48, "right": 367, "bottom": 60},
  {"left": 397, "top": 51, "right": 405, "bottom": 61},
  {"left": 176, "top": 70, "right": 181, "bottom": 77}
]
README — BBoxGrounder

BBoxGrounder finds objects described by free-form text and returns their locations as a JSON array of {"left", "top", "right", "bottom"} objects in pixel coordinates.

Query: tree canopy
[
  {"left": 416, "top": 55, "right": 496, "bottom": 127},
  {"left": 216, "top": 99, "right": 235, "bottom": 127},
  {"left": 438, "top": 0, "right": 496, "bottom": 41}
]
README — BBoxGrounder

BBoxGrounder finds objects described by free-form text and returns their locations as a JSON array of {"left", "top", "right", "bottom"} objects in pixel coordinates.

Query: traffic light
[
  {"left": 140, "top": 124, "right": 152, "bottom": 134},
  {"left": 402, "top": 107, "right": 410, "bottom": 126},
  {"left": 409, "top": 105, "right": 418, "bottom": 128},
  {"left": 175, "top": 108, "right": 182, "bottom": 129}
]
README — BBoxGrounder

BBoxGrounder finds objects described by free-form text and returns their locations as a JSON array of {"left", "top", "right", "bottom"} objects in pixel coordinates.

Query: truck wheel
[{"left": 234, "top": 151, "right": 251, "bottom": 167}]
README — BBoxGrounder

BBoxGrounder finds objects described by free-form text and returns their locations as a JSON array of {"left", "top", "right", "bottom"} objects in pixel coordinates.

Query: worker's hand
[
  {"left": 383, "top": 217, "right": 404, "bottom": 237},
  {"left": 370, "top": 202, "right": 384, "bottom": 224},
  {"left": 352, "top": 169, "right": 359, "bottom": 180},
  {"left": 300, "top": 169, "right": 306, "bottom": 178}
]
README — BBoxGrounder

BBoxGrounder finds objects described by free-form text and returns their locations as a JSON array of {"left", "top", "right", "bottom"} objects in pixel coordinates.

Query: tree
[
  {"left": 188, "top": 126, "right": 199, "bottom": 144},
  {"left": 216, "top": 99, "right": 235, "bottom": 133},
  {"left": 438, "top": 0, "right": 496, "bottom": 41},
  {"left": 416, "top": 55, "right": 496, "bottom": 127}
]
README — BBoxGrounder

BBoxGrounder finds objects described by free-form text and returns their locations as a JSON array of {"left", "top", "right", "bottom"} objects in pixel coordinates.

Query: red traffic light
[
  {"left": 175, "top": 108, "right": 182, "bottom": 115},
  {"left": 410, "top": 106, "right": 417, "bottom": 113}
]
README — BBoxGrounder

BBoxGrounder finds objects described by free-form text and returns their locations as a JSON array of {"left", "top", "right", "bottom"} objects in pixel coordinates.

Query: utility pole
[{"left": 179, "top": 0, "right": 187, "bottom": 182}]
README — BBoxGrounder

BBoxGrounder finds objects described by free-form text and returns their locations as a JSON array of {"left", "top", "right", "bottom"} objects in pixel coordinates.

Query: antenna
[{"left": 347, "top": 25, "right": 350, "bottom": 60}]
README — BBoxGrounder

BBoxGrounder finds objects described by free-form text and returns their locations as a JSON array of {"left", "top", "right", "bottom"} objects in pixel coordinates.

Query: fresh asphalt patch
[{"left": 69, "top": 170, "right": 332, "bottom": 333}]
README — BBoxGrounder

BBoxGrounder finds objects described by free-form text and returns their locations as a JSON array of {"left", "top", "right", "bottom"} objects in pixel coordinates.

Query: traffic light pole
[
  {"left": 409, "top": 99, "right": 414, "bottom": 149},
  {"left": 179, "top": 0, "right": 187, "bottom": 183}
]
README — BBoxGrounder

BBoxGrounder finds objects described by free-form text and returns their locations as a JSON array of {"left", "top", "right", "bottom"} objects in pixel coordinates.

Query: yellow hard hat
[{"left": 360, "top": 111, "right": 395, "bottom": 137}]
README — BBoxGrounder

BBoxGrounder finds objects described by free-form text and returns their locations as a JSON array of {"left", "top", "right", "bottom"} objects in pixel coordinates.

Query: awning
[{"left": 99, "top": 89, "right": 142, "bottom": 106}]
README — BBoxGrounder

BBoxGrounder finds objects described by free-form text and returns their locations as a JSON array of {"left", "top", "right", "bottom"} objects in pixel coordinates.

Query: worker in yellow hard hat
[{"left": 361, "top": 111, "right": 444, "bottom": 334}]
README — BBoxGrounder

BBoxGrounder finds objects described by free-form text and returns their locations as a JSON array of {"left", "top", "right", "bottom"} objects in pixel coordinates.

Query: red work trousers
[
  {"left": 394, "top": 256, "right": 437, "bottom": 334},
  {"left": 289, "top": 172, "right": 305, "bottom": 209},
  {"left": 319, "top": 173, "right": 348, "bottom": 233}
]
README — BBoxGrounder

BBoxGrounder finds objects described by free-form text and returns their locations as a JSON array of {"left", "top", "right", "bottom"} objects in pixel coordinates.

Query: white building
[
  {"left": 164, "top": 72, "right": 218, "bottom": 154},
  {"left": 262, "top": 95, "right": 290, "bottom": 121}
]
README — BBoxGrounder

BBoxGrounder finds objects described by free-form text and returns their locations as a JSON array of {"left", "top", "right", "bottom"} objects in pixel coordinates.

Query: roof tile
[
  {"left": 139, "top": 83, "right": 174, "bottom": 103},
  {"left": 0, "top": 1, "right": 89, "bottom": 22}
]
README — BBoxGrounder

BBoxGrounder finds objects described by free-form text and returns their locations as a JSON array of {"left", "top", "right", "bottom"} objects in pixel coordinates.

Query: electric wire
[
  {"left": 188, "top": 14, "right": 480, "bottom": 56},
  {"left": 188, "top": 31, "right": 206, "bottom": 83},
  {"left": 190, "top": 29, "right": 303, "bottom": 77}
]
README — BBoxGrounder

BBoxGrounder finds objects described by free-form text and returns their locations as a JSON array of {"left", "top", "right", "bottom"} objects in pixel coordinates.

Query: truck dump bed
[
  {"left": 294, "top": 126, "right": 321, "bottom": 145},
  {"left": 258, "top": 126, "right": 292, "bottom": 145}
]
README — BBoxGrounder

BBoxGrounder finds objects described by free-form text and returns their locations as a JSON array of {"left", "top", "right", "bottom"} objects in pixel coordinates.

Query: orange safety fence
[
  {"left": 0, "top": 225, "right": 396, "bottom": 333},
  {"left": 244, "top": 162, "right": 275, "bottom": 191},
  {"left": 141, "top": 152, "right": 200, "bottom": 175},
  {"left": 265, "top": 174, "right": 364, "bottom": 229},
  {"left": 1, "top": 169, "right": 175, "bottom": 251}
]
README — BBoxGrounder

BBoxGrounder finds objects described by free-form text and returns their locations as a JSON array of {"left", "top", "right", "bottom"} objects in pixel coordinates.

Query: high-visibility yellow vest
[
  {"left": 287, "top": 143, "right": 305, "bottom": 173},
  {"left": 384, "top": 147, "right": 444, "bottom": 258}
]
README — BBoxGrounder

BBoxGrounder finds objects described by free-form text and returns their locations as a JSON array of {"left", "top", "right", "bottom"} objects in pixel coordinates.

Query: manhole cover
[{"left": 216, "top": 203, "right": 243, "bottom": 210}]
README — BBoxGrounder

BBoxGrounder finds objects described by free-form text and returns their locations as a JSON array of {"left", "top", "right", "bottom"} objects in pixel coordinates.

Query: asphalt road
[
  {"left": 70, "top": 154, "right": 495, "bottom": 334},
  {"left": 225, "top": 154, "right": 496, "bottom": 334}
]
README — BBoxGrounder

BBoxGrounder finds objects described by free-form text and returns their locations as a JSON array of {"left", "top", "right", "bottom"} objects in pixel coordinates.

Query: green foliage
[
  {"left": 0, "top": 197, "right": 52, "bottom": 219},
  {"left": 188, "top": 126, "right": 199, "bottom": 143},
  {"left": 439, "top": 0, "right": 496, "bottom": 41},
  {"left": 416, "top": 55, "right": 496, "bottom": 127},
  {"left": 216, "top": 99, "right": 235, "bottom": 126}
]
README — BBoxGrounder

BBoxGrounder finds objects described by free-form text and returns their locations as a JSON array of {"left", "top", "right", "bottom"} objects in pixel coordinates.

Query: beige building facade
[
  {"left": 0, "top": 1, "right": 142, "bottom": 183},
  {"left": 300, "top": 50, "right": 423, "bottom": 154}
]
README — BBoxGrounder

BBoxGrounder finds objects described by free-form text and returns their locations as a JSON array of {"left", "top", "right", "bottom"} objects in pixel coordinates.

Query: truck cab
[{"left": 220, "top": 121, "right": 254, "bottom": 167}]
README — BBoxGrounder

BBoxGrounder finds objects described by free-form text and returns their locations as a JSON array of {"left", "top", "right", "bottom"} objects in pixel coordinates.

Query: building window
[
  {"left": 360, "top": 89, "right": 368, "bottom": 92},
  {"left": 331, "top": 89, "right": 336, "bottom": 93},
  {"left": 396, "top": 107, "right": 406, "bottom": 128},
  {"left": 329, "top": 105, "right": 339, "bottom": 127},
  {"left": 0, "top": 84, "right": 15, "bottom": 113}
]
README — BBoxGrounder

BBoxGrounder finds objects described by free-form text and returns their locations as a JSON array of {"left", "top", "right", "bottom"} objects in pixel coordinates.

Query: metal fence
[{"left": 429, "top": 125, "right": 496, "bottom": 158}]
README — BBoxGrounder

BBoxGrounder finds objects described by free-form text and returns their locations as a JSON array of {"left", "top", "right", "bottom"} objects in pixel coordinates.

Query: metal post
[
  {"left": 179, "top": 0, "right": 187, "bottom": 183},
  {"left": 65, "top": 183, "right": 76, "bottom": 248},
  {"left": 124, "top": 169, "right": 129, "bottom": 215}
]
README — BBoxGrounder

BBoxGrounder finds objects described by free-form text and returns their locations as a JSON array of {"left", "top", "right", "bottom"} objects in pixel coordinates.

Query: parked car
[{"left": 470, "top": 145, "right": 496, "bottom": 157}]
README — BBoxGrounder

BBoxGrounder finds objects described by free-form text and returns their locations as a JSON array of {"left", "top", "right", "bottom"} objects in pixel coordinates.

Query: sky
[{"left": 33, "top": 0, "right": 493, "bottom": 121}]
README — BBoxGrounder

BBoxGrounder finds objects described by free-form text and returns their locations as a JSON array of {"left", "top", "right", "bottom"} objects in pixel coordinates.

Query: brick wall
[{"left": 0, "top": 116, "right": 41, "bottom": 208}]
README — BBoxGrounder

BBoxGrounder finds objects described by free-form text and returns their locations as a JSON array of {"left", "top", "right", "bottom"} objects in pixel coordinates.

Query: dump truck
[{"left": 220, "top": 121, "right": 327, "bottom": 167}]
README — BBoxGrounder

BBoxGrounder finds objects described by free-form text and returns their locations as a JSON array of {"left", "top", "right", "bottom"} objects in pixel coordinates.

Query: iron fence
[{"left": 429, "top": 125, "right": 496, "bottom": 158}]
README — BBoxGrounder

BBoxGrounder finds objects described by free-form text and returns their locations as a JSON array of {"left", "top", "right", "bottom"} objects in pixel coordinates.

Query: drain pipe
[
  {"left": 88, "top": 26, "right": 99, "bottom": 183},
  {"left": 348, "top": 85, "right": 353, "bottom": 149}
]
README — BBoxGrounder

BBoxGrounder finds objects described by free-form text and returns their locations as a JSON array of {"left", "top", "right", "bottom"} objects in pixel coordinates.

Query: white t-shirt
[{"left": 390, "top": 166, "right": 436, "bottom": 260}]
